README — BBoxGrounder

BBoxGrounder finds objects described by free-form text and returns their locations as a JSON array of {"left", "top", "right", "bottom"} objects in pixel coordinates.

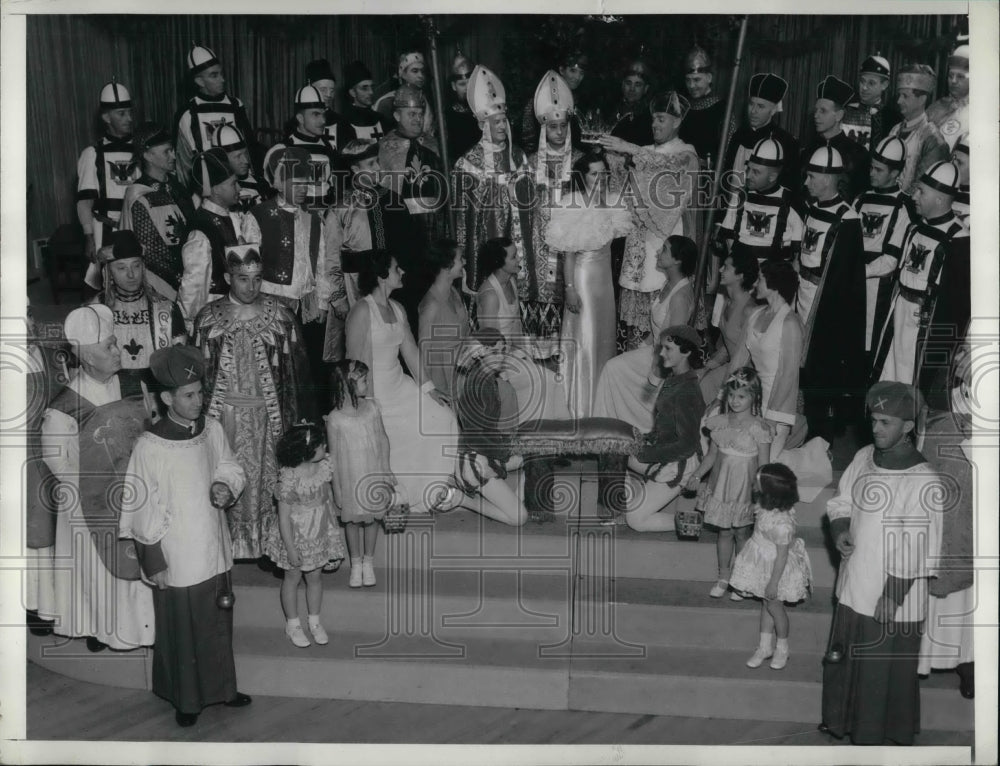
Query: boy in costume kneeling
[{"left": 121, "top": 344, "right": 251, "bottom": 727}]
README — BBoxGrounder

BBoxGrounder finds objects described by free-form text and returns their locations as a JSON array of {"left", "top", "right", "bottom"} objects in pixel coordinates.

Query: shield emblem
[
  {"left": 108, "top": 159, "right": 137, "bottom": 185},
  {"left": 802, "top": 227, "right": 822, "bottom": 253},
  {"left": 861, "top": 211, "right": 887, "bottom": 237},
  {"left": 746, "top": 210, "right": 775, "bottom": 237},
  {"left": 905, "top": 242, "right": 931, "bottom": 273}
]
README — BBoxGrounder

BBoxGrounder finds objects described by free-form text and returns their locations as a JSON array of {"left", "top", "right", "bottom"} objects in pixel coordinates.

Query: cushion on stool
[{"left": 511, "top": 417, "right": 641, "bottom": 457}]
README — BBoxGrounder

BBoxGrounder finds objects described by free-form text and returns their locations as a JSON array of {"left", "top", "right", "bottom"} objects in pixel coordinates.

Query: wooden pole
[
  {"left": 425, "top": 15, "right": 454, "bottom": 234},
  {"left": 691, "top": 15, "right": 749, "bottom": 327}
]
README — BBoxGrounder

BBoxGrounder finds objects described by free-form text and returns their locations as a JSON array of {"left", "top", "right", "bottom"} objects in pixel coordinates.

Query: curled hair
[
  {"left": 570, "top": 153, "right": 608, "bottom": 195},
  {"left": 357, "top": 249, "right": 394, "bottom": 296},
  {"left": 276, "top": 421, "right": 326, "bottom": 468},
  {"left": 721, "top": 366, "right": 763, "bottom": 416},
  {"left": 477, "top": 237, "right": 513, "bottom": 287},
  {"left": 667, "top": 235, "right": 698, "bottom": 277},
  {"left": 659, "top": 329, "right": 705, "bottom": 370},
  {"left": 759, "top": 260, "right": 798, "bottom": 305},
  {"left": 330, "top": 358, "right": 369, "bottom": 411},
  {"left": 753, "top": 462, "right": 799, "bottom": 511},
  {"left": 425, "top": 238, "right": 460, "bottom": 277},
  {"left": 727, "top": 244, "right": 760, "bottom": 291}
]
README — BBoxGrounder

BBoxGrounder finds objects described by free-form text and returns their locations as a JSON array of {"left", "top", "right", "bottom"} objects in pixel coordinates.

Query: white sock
[
  {"left": 307, "top": 614, "right": 321, "bottom": 627},
  {"left": 759, "top": 632, "right": 774, "bottom": 650},
  {"left": 775, "top": 637, "right": 789, "bottom": 652},
  {"left": 362, "top": 555, "right": 374, "bottom": 563},
  {"left": 286, "top": 617, "right": 301, "bottom": 629},
  {"left": 351, "top": 558, "right": 362, "bottom": 567}
]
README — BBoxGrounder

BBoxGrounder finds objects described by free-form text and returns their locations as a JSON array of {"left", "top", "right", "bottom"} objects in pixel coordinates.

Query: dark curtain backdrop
[{"left": 26, "top": 13, "right": 962, "bottom": 241}]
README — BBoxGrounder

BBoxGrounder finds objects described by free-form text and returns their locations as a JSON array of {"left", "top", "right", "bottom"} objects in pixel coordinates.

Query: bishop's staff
[{"left": 422, "top": 14, "right": 455, "bottom": 235}]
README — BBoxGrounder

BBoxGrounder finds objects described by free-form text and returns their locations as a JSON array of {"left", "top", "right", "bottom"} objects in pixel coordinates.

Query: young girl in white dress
[
  {"left": 265, "top": 423, "right": 347, "bottom": 648},
  {"left": 686, "top": 367, "right": 771, "bottom": 600},
  {"left": 730, "top": 463, "right": 812, "bottom": 670}
]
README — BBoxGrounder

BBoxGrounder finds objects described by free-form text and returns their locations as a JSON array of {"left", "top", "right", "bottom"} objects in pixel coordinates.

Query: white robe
[{"left": 40, "top": 372, "right": 155, "bottom": 649}]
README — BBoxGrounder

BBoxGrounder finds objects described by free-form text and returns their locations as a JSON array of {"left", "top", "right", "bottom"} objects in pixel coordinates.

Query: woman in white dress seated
[
  {"left": 545, "top": 152, "right": 633, "bottom": 417},
  {"left": 593, "top": 234, "right": 697, "bottom": 432},
  {"left": 698, "top": 246, "right": 759, "bottom": 405},
  {"left": 476, "top": 237, "right": 570, "bottom": 424},
  {"left": 346, "top": 250, "right": 461, "bottom": 513},
  {"left": 722, "top": 260, "right": 807, "bottom": 458}
]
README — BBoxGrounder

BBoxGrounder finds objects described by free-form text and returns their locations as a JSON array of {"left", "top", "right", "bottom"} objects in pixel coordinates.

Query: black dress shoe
[
  {"left": 85, "top": 636, "right": 107, "bottom": 653},
  {"left": 957, "top": 662, "right": 974, "bottom": 699},
  {"left": 26, "top": 610, "right": 54, "bottom": 636},
  {"left": 175, "top": 711, "right": 199, "bottom": 727},
  {"left": 224, "top": 692, "right": 252, "bottom": 707}
]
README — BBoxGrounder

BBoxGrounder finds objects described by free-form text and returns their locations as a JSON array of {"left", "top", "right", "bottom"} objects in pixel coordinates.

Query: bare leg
[
  {"left": 459, "top": 478, "right": 526, "bottom": 526},
  {"left": 767, "top": 598, "right": 789, "bottom": 639},
  {"left": 304, "top": 567, "right": 323, "bottom": 617},
  {"left": 363, "top": 521, "right": 379, "bottom": 557},
  {"left": 280, "top": 568, "right": 302, "bottom": 620},
  {"left": 717, "top": 528, "right": 735, "bottom": 580},
  {"left": 759, "top": 601, "right": 774, "bottom": 636},
  {"left": 344, "top": 523, "right": 361, "bottom": 561},
  {"left": 734, "top": 524, "right": 752, "bottom": 555},
  {"left": 624, "top": 477, "right": 682, "bottom": 532}
]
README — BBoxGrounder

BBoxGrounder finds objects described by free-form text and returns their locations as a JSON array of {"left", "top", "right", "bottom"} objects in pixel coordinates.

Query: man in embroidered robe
[
  {"left": 336, "top": 60, "right": 393, "bottom": 144},
  {"left": 78, "top": 79, "right": 140, "bottom": 293},
  {"left": 822, "top": 382, "right": 943, "bottom": 745},
  {"left": 121, "top": 344, "right": 251, "bottom": 728},
  {"left": 801, "top": 76, "right": 870, "bottom": 203},
  {"left": 525, "top": 70, "right": 585, "bottom": 337},
  {"left": 926, "top": 44, "right": 969, "bottom": 151},
  {"left": 599, "top": 91, "right": 698, "bottom": 349},
  {"left": 179, "top": 148, "right": 243, "bottom": 330},
  {"left": 853, "top": 136, "right": 913, "bottom": 356},
  {"left": 842, "top": 54, "right": 901, "bottom": 152},
  {"left": 211, "top": 124, "right": 264, "bottom": 217},
  {"left": 453, "top": 66, "right": 539, "bottom": 332},
  {"left": 174, "top": 44, "right": 256, "bottom": 189},
  {"left": 96, "top": 229, "right": 186, "bottom": 404},
  {"left": 120, "top": 122, "right": 195, "bottom": 302},
  {"left": 871, "top": 161, "right": 970, "bottom": 410},
  {"left": 242, "top": 146, "right": 331, "bottom": 395},
  {"left": 193, "top": 245, "right": 312, "bottom": 560},
  {"left": 264, "top": 84, "right": 340, "bottom": 213},
  {"left": 797, "top": 146, "right": 866, "bottom": 438},
  {"left": 887, "top": 65, "right": 951, "bottom": 195},
  {"left": 323, "top": 138, "right": 416, "bottom": 360},
  {"left": 41, "top": 305, "right": 155, "bottom": 652}
]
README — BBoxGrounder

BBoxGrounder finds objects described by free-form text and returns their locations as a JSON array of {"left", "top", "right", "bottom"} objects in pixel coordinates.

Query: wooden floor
[{"left": 24, "top": 662, "right": 971, "bottom": 746}]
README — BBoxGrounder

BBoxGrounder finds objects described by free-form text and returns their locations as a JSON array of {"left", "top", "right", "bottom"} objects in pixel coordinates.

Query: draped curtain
[{"left": 26, "top": 13, "right": 959, "bottom": 242}]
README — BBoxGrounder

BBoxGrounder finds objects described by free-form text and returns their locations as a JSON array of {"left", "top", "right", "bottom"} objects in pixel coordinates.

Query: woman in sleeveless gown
[
  {"left": 724, "top": 261, "right": 807, "bottom": 458},
  {"left": 345, "top": 251, "right": 459, "bottom": 513},
  {"left": 418, "top": 240, "right": 471, "bottom": 403},
  {"left": 476, "top": 237, "right": 570, "bottom": 424},
  {"left": 593, "top": 235, "right": 697, "bottom": 431},
  {"left": 699, "top": 248, "right": 759, "bottom": 405},
  {"left": 546, "top": 154, "right": 633, "bottom": 417}
]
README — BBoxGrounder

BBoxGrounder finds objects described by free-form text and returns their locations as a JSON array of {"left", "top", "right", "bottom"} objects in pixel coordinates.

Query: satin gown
[
  {"left": 593, "top": 277, "right": 692, "bottom": 431},
  {"left": 561, "top": 242, "right": 618, "bottom": 418},
  {"left": 365, "top": 295, "right": 459, "bottom": 511}
]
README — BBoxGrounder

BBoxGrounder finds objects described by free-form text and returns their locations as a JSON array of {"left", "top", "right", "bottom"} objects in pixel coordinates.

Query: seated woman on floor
[
  {"left": 475, "top": 236, "right": 570, "bottom": 424},
  {"left": 620, "top": 324, "right": 707, "bottom": 532}
]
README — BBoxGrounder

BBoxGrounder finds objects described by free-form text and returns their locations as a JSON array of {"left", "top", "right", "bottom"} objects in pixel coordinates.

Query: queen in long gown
[
  {"left": 545, "top": 155, "right": 633, "bottom": 418},
  {"left": 593, "top": 235, "right": 696, "bottom": 431},
  {"left": 346, "top": 254, "right": 459, "bottom": 513}
]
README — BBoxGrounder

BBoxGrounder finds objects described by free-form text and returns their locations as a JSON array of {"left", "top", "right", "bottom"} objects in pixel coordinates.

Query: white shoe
[
  {"left": 349, "top": 560, "right": 363, "bottom": 588},
  {"left": 729, "top": 590, "right": 744, "bottom": 602},
  {"left": 285, "top": 622, "right": 311, "bottom": 648},
  {"left": 308, "top": 621, "right": 329, "bottom": 646},
  {"left": 709, "top": 580, "right": 728, "bottom": 599},
  {"left": 746, "top": 645, "right": 773, "bottom": 668},
  {"left": 770, "top": 645, "right": 789, "bottom": 670},
  {"left": 362, "top": 557, "right": 376, "bottom": 587}
]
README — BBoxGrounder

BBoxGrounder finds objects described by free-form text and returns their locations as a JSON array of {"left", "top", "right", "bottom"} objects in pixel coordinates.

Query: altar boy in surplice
[{"left": 121, "top": 344, "right": 251, "bottom": 728}]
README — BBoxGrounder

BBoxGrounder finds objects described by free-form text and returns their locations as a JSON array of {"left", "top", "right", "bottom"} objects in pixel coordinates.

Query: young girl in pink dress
[
  {"left": 265, "top": 422, "right": 347, "bottom": 648},
  {"left": 730, "top": 463, "right": 813, "bottom": 670},
  {"left": 324, "top": 359, "right": 400, "bottom": 589},
  {"left": 687, "top": 367, "right": 770, "bottom": 601}
]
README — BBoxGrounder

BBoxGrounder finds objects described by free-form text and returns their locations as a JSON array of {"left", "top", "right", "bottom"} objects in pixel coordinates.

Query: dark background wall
[{"left": 25, "top": 13, "right": 963, "bottom": 242}]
